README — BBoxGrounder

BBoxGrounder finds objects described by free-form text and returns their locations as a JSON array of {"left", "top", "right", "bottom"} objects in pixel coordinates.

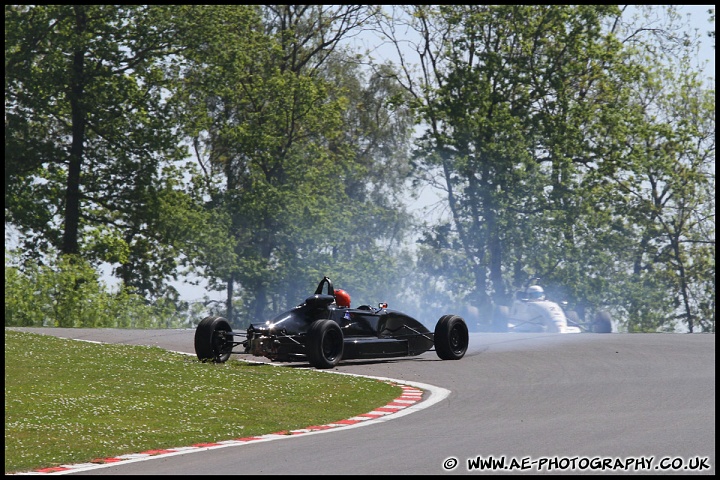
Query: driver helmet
[
  {"left": 527, "top": 285, "right": 545, "bottom": 301},
  {"left": 334, "top": 289, "right": 351, "bottom": 308}
]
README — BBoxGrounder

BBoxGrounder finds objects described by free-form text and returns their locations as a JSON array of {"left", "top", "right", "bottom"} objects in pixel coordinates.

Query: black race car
[{"left": 194, "top": 276, "right": 469, "bottom": 369}]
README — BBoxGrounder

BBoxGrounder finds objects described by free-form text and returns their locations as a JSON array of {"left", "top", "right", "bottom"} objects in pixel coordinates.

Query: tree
[
  {"left": 5, "top": 5, "right": 203, "bottom": 301},
  {"left": 378, "top": 5, "right": 714, "bottom": 332},
  {"left": 381, "top": 5, "right": 626, "bottom": 316},
  {"left": 583, "top": 6, "right": 716, "bottom": 332},
  {"left": 174, "top": 5, "right": 417, "bottom": 324}
]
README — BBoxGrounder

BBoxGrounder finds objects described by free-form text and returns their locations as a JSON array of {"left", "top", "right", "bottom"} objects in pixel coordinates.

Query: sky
[
  {"left": 5, "top": 5, "right": 715, "bottom": 304},
  {"left": 671, "top": 5, "right": 715, "bottom": 79}
]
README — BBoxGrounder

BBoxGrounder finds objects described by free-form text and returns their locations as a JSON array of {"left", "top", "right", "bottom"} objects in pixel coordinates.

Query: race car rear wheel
[
  {"left": 590, "top": 311, "right": 612, "bottom": 333},
  {"left": 434, "top": 314, "right": 469, "bottom": 360},
  {"left": 306, "top": 319, "right": 344, "bottom": 369},
  {"left": 195, "top": 316, "right": 233, "bottom": 363}
]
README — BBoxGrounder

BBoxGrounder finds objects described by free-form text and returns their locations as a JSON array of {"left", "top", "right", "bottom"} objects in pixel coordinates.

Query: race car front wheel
[
  {"left": 434, "top": 314, "right": 469, "bottom": 360},
  {"left": 306, "top": 319, "right": 344, "bottom": 369},
  {"left": 565, "top": 310, "right": 582, "bottom": 327},
  {"left": 195, "top": 316, "right": 233, "bottom": 363}
]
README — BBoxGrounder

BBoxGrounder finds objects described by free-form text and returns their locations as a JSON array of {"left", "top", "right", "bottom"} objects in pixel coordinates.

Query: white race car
[{"left": 493, "top": 284, "right": 612, "bottom": 334}]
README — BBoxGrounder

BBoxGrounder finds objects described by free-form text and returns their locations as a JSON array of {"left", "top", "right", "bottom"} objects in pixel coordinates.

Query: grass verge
[{"left": 4, "top": 329, "right": 402, "bottom": 474}]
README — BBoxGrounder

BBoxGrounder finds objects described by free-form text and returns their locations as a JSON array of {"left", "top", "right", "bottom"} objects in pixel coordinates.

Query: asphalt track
[{"left": 8, "top": 328, "right": 715, "bottom": 475}]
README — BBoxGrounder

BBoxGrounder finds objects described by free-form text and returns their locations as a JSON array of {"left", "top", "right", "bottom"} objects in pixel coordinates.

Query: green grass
[{"left": 4, "top": 330, "right": 402, "bottom": 474}]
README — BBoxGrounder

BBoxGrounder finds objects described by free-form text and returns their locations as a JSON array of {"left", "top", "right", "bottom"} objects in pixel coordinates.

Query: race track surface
[{"left": 7, "top": 328, "right": 715, "bottom": 475}]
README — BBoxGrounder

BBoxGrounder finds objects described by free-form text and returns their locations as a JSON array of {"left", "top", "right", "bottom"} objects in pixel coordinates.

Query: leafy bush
[{"left": 5, "top": 252, "right": 185, "bottom": 328}]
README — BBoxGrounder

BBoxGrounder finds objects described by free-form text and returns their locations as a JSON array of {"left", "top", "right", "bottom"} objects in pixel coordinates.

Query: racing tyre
[
  {"left": 591, "top": 311, "right": 612, "bottom": 333},
  {"left": 434, "top": 314, "right": 469, "bottom": 360},
  {"left": 195, "top": 316, "right": 233, "bottom": 363},
  {"left": 306, "top": 320, "right": 344, "bottom": 369}
]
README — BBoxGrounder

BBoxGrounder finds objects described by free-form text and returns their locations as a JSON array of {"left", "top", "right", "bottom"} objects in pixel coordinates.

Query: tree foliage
[
  {"left": 4, "top": 5, "right": 216, "bottom": 303},
  {"left": 5, "top": 5, "right": 714, "bottom": 332},
  {"left": 171, "top": 5, "right": 417, "bottom": 325},
  {"left": 4, "top": 251, "right": 183, "bottom": 328},
  {"left": 379, "top": 5, "right": 714, "bottom": 332}
]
